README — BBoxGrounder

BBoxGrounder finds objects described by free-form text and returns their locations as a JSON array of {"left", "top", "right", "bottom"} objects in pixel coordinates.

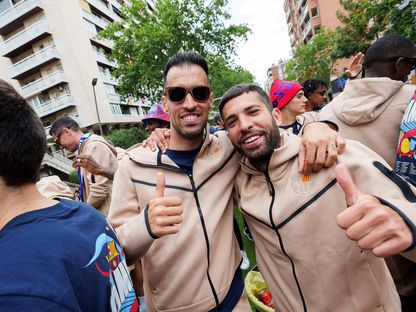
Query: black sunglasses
[
  {"left": 165, "top": 86, "right": 211, "bottom": 103},
  {"left": 402, "top": 57, "right": 416, "bottom": 70},
  {"left": 313, "top": 90, "right": 326, "bottom": 96},
  {"left": 53, "top": 129, "right": 65, "bottom": 146}
]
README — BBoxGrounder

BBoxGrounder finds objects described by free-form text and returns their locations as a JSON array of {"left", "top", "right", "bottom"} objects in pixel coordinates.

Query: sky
[{"left": 227, "top": 0, "right": 292, "bottom": 86}]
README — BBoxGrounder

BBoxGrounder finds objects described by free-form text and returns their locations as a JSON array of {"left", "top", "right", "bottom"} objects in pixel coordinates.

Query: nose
[
  {"left": 239, "top": 115, "right": 253, "bottom": 131},
  {"left": 182, "top": 92, "right": 197, "bottom": 110}
]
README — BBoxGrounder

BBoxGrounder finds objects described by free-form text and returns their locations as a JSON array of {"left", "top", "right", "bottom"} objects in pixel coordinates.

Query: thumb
[
  {"left": 335, "top": 163, "right": 359, "bottom": 206},
  {"left": 154, "top": 172, "right": 165, "bottom": 198}
]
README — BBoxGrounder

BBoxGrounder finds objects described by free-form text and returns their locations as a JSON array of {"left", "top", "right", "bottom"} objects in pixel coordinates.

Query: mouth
[
  {"left": 181, "top": 113, "right": 201, "bottom": 125},
  {"left": 239, "top": 133, "right": 263, "bottom": 148}
]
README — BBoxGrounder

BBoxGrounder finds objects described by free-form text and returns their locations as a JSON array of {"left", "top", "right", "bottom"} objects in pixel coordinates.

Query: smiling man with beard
[{"left": 219, "top": 83, "right": 416, "bottom": 312}]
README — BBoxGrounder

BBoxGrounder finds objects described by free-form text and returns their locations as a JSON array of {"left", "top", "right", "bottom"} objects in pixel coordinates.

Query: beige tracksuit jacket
[
  {"left": 108, "top": 130, "right": 244, "bottom": 312},
  {"left": 235, "top": 133, "right": 416, "bottom": 312},
  {"left": 79, "top": 134, "right": 118, "bottom": 215},
  {"left": 319, "top": 77, "right": 416, "bottom": 297}
]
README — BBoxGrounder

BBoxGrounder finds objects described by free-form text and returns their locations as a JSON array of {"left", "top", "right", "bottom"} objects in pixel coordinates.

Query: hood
[
  {"left": 81, "top": 134, "right": 118, "bottom": 156},
  {"left": 37, "top": 175, "right": 74, "bottom": 199},
  {"left": 329, "top": 77, "right": 405, "bottom": 125}
]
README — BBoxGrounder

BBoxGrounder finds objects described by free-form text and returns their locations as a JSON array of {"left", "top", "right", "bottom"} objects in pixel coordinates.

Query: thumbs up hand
[
  {"left": 147, "top": 172, "right": 183, "bottom": 237},
  {"left": 335, "top": 164, "right": 413, "bottom": 257}
]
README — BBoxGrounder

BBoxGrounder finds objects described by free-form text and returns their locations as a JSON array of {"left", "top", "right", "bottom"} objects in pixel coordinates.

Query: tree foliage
[
  {"left": 106, "top": 127, "right": 148, "bottom": 149},
  {"left": 100, "top": 0, "right": 252, "bottom": 102},
  {"left": 287, "top": 0, "right": 415, "bottom": 82}
]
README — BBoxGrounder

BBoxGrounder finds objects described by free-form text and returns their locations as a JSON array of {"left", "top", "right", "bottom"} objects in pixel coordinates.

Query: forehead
[
  {"left": 165, "top": 64, "right": 209, "bottom": 87},
  {"left": 222, "top": 92, "right": 264, "bottom": 118}
]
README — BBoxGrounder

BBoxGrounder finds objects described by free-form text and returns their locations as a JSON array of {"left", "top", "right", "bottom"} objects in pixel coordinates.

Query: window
[
  {"left": 120, "top": 105, "right": 131, "bottom": 115},
  {"left": 314, "top": 25, "right": 321, "bottom": 34},
  {"left": 311, "top": 7, "right": 319, "bottom": 17}
]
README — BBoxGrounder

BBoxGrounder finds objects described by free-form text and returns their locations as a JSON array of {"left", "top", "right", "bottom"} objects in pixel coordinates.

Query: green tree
[
  {"left": 100, "top": 0, "right": 251, "bottom": 101},
  {"left": 288, "top": 30, "right": 336, "bottom": 83},
  {"left": 106, "top": 128, "right": 148, "bottom": 149},
  {"left": 333, "top": 0, "right": 416, "bottom": 59},
  {"left": 209, "top": 55, "right": 255, "bottom": 110}
]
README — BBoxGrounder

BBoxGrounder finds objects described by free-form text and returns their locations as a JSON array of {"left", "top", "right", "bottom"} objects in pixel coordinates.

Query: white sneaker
[{"left": 240, "top": 250, "right": 250, "bottom": 270}]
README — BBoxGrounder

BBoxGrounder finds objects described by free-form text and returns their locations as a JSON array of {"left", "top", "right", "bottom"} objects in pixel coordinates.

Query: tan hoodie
[
  {"left": 108, "top": 130, "right": 243, "bottom": 312},
  {"left": 79, "top": 134, "right": 118, "bottom": 215},
  {"left": 235, "top": 133, "right": 416, "bottom": 311},
  {"left": 319, "top": 77, "right": 415, "bottom": 167},
  {"left": 319, "top": 78, "right": 416, "bottom": 297}
]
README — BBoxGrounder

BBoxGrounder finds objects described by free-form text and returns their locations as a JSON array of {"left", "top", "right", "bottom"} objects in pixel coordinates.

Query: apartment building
[
  {"left": 0, "top": 0, "right": 154, "bottom": 176},
  {"left": 284, "top": 0, "right": 343, "bottom": 48},
  {"left": 266, "top": 60, "right": 287, "bottom": 91}
]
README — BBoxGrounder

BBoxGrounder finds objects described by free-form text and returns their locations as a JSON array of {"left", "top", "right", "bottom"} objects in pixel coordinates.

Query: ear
[
  {"left": 393, "top": 57, "right": 403, "bottom": 72},
  {"left": 161, "top": 95, "right": 169, "bottom": 114},
  {"left": 272, "top": 108, "right": 282, "bottom": 125}
]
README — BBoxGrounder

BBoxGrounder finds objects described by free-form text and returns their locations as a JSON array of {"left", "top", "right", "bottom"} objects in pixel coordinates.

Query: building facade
[
  {"left": 0, "top": 0, "right": 153, "bottom": 176},
  {"left": 283, "top": 0, "right": 343, "bottom": 48}
]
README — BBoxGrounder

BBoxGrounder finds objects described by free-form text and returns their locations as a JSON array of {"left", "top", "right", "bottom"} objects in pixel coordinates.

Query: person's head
[
  {"left": 162, "top": 51, "right": 213, "bottom": 148},
  {"left": 142, "top": 103, "right": 170, "bottom": 134},
  {"left": 364, "top": 35, "right": 416, "bottom": 82},
  {"left": 302, "top": 79, "right": 327, "bottom": 111},
  {"left": 219, "top": 84, "right": 280, "bottom": 167},
  {"left": 49, "top": 117, "right": 83, "bottom": 152},
  {"left": 0, "top": 79, "right": 46, "bottom": 187},
  {"left": 213, "top": 113, "right": 224, "bottom": 129},
  {"left": 270, "top": 79, "right": 307, "bottom": 123}
]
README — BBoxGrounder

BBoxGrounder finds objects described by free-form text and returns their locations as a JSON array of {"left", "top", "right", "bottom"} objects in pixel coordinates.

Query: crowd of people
[{"left": 1, "top": 34, "right": 416, "bottom": 312}]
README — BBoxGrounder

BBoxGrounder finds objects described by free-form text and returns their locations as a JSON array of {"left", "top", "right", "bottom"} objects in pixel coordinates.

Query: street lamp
[{"left": 91, "top": 78, "right": 103, "bottom": 136}]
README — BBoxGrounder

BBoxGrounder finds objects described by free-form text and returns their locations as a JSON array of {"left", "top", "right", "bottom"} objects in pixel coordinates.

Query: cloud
[{"left": 228, "top": 0, "right": 292, "bottom": 85}]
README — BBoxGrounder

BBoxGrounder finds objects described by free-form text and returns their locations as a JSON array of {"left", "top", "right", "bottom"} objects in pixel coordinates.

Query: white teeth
[
  {"left": 183, "top": 115, "right": 198, "bottom": 121},
  {"left": 244, "top": 135, "right": 260, "bottom": 144}
]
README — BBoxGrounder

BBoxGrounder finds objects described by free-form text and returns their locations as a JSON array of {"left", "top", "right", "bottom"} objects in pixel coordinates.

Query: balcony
[
  {"left": 21, "top": 70, "right": 67, "bottom": 97},
  {"left": 10, "top": 45, "right": 60, "bottom": 79},
  {"left": 101, "top": 73, "right": 118, "bottom": 85},
  {"left": 302, "top": 21, "right": 312, "bottom": 42},
  {"left": 95, "top": 51, "right": 117, "bottom": 67},
  {"left": 82, "top": 9, "right": 109, "bottom": 30},
  {"left": 0, "top": 0, "right": 43, "bottom": 36},
  {"left": 32, "top": 94, "right": 76, "bottom": 118},
  {"left": 107, "top": 93, "right": 127, "bottom": 104},
  {"left": 296, "top": 0, "right": 306, "bottom": 12},
  {"left": 300, "top": 4, "right": 310, "bottom": 24},
  {"left": 1, "top": 18, "right": 51, "bottom": 58},
  {"left": 86, "top": 0, "right": 121, "bottom": 22}
]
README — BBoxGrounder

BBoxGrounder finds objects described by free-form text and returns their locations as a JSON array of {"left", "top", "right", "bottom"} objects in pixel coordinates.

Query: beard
[
  {"left": 172, "top": 121, "right": 206, "bottom": 140},
  {"left": 236, "top": 121, "right": 280, "bottom": 165}
]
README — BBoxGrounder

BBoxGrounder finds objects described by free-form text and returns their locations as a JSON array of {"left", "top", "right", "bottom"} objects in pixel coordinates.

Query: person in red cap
[
  {"left": 142, "top": 103, "right": 170, "bottom": 135},
  {"left": 269, "top": 79, "right": 308, "bottom": 135}
]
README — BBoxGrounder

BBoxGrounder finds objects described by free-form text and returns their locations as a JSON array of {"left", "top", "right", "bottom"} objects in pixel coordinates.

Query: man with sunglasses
[
  {"left": 50, "top": 117, "right": 118, "bottom": 215},
  {"left": 108, "top": 51, "right": 344, "bottom": 312},
  {"left": 319, "top": 35, "right": 416, "bottom": 311},
  {"left": 302, "top": 79, "right": 328, "bottom": 112}
]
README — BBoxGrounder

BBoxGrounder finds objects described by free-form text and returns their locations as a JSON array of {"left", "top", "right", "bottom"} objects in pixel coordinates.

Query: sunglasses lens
[
  {"left": 168, "top": 87, "right": 187, "bottom": 102},
  {"left": 320, "top": 91, "right": 326, "bottom": 96},
  {"left": 192, "top": 86, "right": 210, "bottom": 102}
]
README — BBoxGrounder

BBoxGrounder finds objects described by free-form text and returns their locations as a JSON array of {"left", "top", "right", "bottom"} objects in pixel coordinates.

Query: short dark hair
[
  {"left": 50, "top": 116, "right": 80, "bottom": 136},
  {"left": 302, "top": 79, "right": 327, "bottom": 98},
  {"left": 0, "top": 80, "right": 46, "bottom": 186},
  {"left": 163, "top": 51, "right": 209, "bottom": 88},
  {"left": 364, "top": 35, "right": 416, "bottom": 68},
  {"left": 219, "top": 84, "right": 272, "bottom": 117}
]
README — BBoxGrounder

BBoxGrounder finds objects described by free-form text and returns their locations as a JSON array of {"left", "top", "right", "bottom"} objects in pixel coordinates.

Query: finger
[
  {"left": 156, "top": 215, "right": 183, "bottom": 226},
  {"left": 154, "top": 172, "right": 165, "bottom": 198},
  {"left": 335, "top": 164, "right": 359, "bottom": 206},
  {"left": 149, "top": 197, "right": 182, "bottom": 209},
  {"left": 337, "top": 202, "right": 365, "bottom": 229},
  {"left": 142, "top": 139, "right": 148, "bottom": 147},
  {"left": 157, "top": 225, "right": 180, "bottom": 236},
  {"left": 298, "top": 144, "right": 306, "bottom": 173},
  {"left": 324, "top": 138, "right": 338, "bottom": 168},
  {"left": 312, "top": 143, "right": 327, "bottom": 173},
  {"left": 335, "top": 135, "right": 346, "bottom": 154},
  {"left": 303, "top": 143, "right": 317, "bottom": 176},
  {"left": 372, "top": 236, "right": 413, "bottom": 258}
]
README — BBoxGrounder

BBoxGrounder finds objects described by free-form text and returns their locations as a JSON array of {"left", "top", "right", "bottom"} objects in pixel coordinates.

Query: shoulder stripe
[{"left": 131, "top": 178, "right": 193, "bottom": 192}]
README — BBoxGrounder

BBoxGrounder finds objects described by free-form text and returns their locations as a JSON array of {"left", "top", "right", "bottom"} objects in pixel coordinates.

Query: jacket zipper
[
  {"left": 188, "top": 173, "right": 220, "bottom": 310},
  {"left": 264, "top": 171, "right": 307, "bottom": 312}
]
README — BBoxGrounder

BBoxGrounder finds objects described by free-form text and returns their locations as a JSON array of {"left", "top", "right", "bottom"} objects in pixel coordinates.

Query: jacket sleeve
[
  {"left": 82, "top": 142, "right": 116, "bottom": 208},
  {"left": 108, "top": 157, "right": 155, "bottom": 265},
  {"left": 339, "top": 140, "right": 416, "bottom": 260}
]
